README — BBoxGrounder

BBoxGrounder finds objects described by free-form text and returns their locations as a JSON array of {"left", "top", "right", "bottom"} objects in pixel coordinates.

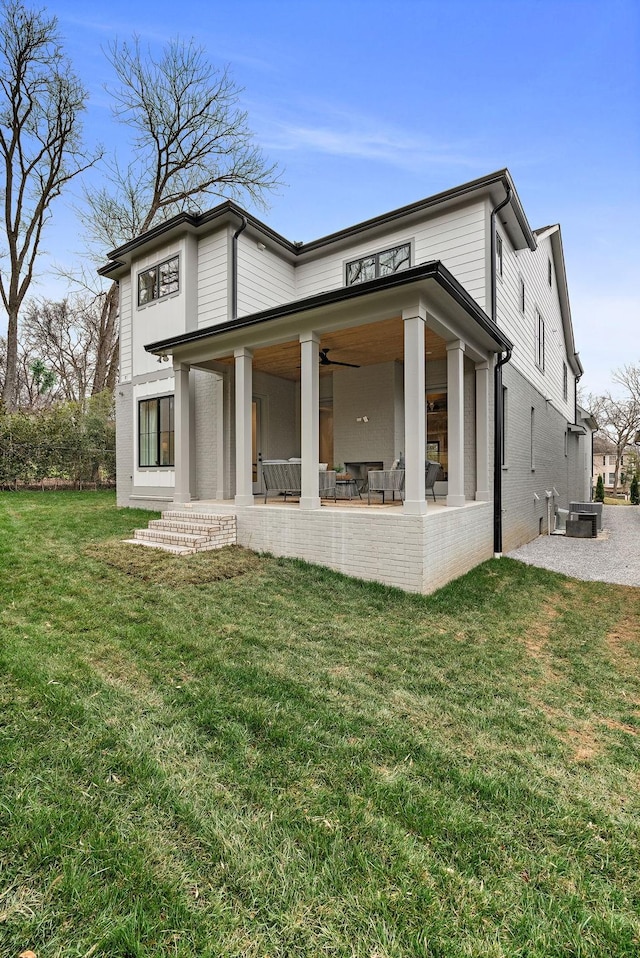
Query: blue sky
[{"left": 4, "top": 0, "right": 639, "bottom": 396}]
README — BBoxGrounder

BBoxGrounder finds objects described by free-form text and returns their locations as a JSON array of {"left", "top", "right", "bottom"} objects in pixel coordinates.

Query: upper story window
[
  {"left": 496, "top": 233, "right": 503, "bottom": 277},
  {"left": 519, "top": 275, "right": 525, "bottom": 313},
  {"left": 345, "top": 243, "right": 410, "bottom": 286},
  {"left": 138, "top": 255, "right": 179, "bottom": 306},
  {"left": 563, "top": 361, "right": 568, "bottom": 401},
  {"left": 535, "top": 309, "right": 545, "bottom": 371},
  {"left": 548, "top": 257, "right": 553, "bottom": 287}
]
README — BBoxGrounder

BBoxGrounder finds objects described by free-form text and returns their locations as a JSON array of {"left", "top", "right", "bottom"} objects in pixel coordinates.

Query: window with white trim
[
  {"left": 138, "top": 256, "right": 179, "bottom": 306},
  {"left": 139, "top": 396, "right": 174, "bottom": 467},
  {"left": 345, "top": 243, "right": 410, "bottom": 286},
  {"left": 535, "top": 309, "right": 545, "bottom": 371}
]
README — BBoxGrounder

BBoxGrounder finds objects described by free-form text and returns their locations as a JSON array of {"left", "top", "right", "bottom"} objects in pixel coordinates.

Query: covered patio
[{"left": 146, "top": 262, "right": 512, "bottom": 592}]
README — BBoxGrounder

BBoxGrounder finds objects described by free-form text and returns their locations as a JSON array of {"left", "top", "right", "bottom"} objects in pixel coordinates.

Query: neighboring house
[
  {"left": 592, "top": 436, "right": 636, "bottom": 496},
  {"left": 101, "top": 169, "right": 594, "bottom": 594}
]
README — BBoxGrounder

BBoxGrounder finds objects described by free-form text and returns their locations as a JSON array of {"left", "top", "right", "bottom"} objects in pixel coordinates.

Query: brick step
[
  {"left": 134, "top": 527, "right": 219, "bottom": 547},
  {"left": 149, "top": 518, "right": 226, "bottom": 535},
  {"left": 126, "top": 510, "right": 237, "bottom": 555},
  {"left": 162, "top": 510, "right": 234, "bottom": 523},
  {"left": 123, "top": 538, "right": 196, "bottom": 555}
]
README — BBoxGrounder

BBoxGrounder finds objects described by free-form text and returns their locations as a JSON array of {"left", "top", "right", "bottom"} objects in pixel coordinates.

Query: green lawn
[{"left": 1, "top": 492, "right": 639, "bottom": 958}]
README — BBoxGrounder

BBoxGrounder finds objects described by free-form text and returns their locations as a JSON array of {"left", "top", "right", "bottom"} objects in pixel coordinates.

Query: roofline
[
  {"left": 298, "top": 168, "right": 536, "bottom": 254},
  {"left": 145, "top": 260, "right": 513, "bottom": 356},
  {"left": 99, "top": 168, "right": 537, "bottom": 277}
]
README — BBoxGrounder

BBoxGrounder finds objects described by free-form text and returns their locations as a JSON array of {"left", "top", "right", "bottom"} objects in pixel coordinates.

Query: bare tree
[
  {"left": 83, "top": 36, "right": 281, "bottom": 393},
  {"left": 0, "top": 1, "right": 99, "bottom": 412},
  {"left": 21, "top": 295, "right": 111, "bottom": 403},
  {"left": 587, "top": 391, "right": 640, "bottom": 496}
]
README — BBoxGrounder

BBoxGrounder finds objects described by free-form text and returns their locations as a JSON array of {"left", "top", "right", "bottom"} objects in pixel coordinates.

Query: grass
[{"left": 0, "top": 491, "right": 639, "bottom": 958}]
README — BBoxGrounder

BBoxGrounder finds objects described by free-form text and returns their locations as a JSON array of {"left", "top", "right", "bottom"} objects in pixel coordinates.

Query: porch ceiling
[{"left": 207, "top": 317, "right": 448, "bottom": 382}]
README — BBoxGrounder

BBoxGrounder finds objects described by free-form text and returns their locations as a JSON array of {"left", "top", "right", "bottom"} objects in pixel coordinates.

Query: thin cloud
[{"left": 262, "top": 118, "right": 484, "bottom": 171}]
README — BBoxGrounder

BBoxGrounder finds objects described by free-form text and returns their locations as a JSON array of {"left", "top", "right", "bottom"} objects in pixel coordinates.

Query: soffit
[{"left": 205, "top": 317, "right": 449, "bottom": 382}]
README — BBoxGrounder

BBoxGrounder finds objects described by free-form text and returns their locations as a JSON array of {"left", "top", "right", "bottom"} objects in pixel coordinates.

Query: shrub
[{"left": 595, "top": 474, "right": 605, "bottom": 503}]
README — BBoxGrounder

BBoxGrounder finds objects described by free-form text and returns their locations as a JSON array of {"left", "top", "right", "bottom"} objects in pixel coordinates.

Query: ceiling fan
[{"left": 319, "top": 348, "right": 360, "bottom": 368}]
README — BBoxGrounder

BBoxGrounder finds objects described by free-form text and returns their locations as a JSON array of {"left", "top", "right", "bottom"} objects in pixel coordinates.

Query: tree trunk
[
  {"left": 91, "top": 283, "right": 119, "bottom": 395},
  {"left": 1, "top": 306, "right": 19, "bottom": 413}
]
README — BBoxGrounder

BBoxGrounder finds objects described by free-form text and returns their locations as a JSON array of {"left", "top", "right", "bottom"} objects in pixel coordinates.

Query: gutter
[
  {"left": 231, "top": 213, "right": 248, "bottom": 320},
  {"left": 491, "top": 186, "right": 513, "bottom": 558}
]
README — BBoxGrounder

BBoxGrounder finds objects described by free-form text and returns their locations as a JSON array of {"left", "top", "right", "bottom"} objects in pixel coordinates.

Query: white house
[{"left": 101, "top": 169, "right": 594, "bottom": 593}]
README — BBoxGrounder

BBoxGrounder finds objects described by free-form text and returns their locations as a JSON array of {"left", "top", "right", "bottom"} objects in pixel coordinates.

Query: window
[
  {"left": 608, "top": 473, "right": 615, "bottom": 486},
  {"left": 496, "top": 233, "right": 503, "bottom": 277},
  {"left": 519, "top": 275, "right": 525, "bottom": 313},
  {"left": 548, "top": 257, "right": 553, "bottom": 287},
  {"left": 138, "top": 256, "right": 179, "bottom": 305},
  {"left": 501, "top": 385, "right": 508, "bottom": 466},
  {"left": 345, "top": 243, "right": 410, "bottom": 285},
  {"left": 602, "top": 456, "right": 606, "bottom": 466},
  {"left": 530, "top": 407, "right": 535, "bottom": 470},
  {"left": 535, "top": 309, "right": 545, "bottom": 371},
  {"left": 563, "top": 361, "right": 568, "bottom": 401},
  {"left": 139, "top": 396, "right": 174, "bottom": 467}
]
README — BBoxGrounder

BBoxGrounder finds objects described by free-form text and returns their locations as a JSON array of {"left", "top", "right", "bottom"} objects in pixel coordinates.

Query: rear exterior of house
[{"left": 102, "top": 169, "right": 594, "bottom": 593}]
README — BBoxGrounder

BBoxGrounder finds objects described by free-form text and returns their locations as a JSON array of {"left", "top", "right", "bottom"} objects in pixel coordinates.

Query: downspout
[
  {"left": 491, "top": 186, "right": 512, "bottom": 558},
  {"left": 231, "top": 213, "right": 248, "bottom": 320}
]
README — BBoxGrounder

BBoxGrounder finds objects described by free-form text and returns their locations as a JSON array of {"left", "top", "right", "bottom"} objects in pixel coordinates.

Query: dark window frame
[
  {"left": 137, "top": 255, "right": 180, "bottom": 306},
  {"left": 138, "top": 395, "right": 175, "bottom": 467},
  {"left": 345, "top": 242, "right": 411, "bottom": 286}
]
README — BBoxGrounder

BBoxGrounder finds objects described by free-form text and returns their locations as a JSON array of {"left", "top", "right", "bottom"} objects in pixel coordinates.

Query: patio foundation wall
[{"left": 235, "top": 500, "right": 493, "bottom": 594}]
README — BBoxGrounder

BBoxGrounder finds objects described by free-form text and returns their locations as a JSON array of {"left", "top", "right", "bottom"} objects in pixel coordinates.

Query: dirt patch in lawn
[{"left": 85, "top": 539, "right": 262, "bottom": 586}]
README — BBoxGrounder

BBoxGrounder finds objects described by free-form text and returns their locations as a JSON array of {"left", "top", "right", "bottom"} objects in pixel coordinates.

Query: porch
[
  {"left": 170, "top": 495, "right": 493, "bottom": 594},
  {"left": 144, "top": 261, "right": 511, "bottom": 592}
]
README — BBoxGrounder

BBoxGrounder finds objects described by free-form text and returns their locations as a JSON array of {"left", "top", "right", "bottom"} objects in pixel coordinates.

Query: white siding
[
  {"left": 294, "top": 201, "right": 487, "bottom": 309},
  {"left": 237, "top": 234, "right": 296, "bottom": 315},
  {"left": 497, "top": 229, "right": 574, "bottom": 420},
  {"left": 119, "top": 277, "right": 133, "bottom": 383},
  {"left": 197, "top": 228, "right": 229, "bottom": 329}
]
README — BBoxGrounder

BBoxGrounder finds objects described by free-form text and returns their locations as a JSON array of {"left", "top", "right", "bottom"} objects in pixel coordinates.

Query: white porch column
[
  {"left": 403, "top": 306, "right": 427, "bottom": 516},
  {"left": 234, "top": 347, "right": 254, "bottom": 506},
  {"left": 300, "top": 331, "right": 321, "bottom": 510},
  {"left": 447, "top": 340, "right": 466, "bottom": 507},
  {"left": 475, "top": 360, "right": 490, "bottom": 501},
  {"left": 173, "top": 361, "right": 193, "bottom": 503}
]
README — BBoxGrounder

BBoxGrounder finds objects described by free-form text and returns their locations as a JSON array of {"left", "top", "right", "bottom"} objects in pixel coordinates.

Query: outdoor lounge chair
[
  {"left": 367, "top": 469, "right": 405, "bottom": 504},
  {"left": 261, "top": 460, "right": 337, "bottom": 503},
  {"left": 425, "top": 459, "right": 441, "bottom": 502}
]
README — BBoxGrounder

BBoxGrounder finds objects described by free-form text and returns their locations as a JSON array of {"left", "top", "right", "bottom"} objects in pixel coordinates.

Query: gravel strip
[{"left": 506, "top": 505, "right": 640, "bottom": 587}]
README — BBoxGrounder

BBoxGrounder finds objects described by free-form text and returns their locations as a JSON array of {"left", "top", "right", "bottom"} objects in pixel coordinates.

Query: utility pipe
[{"left": 491, "top": 186, "right": 512, "bottom": 558}]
